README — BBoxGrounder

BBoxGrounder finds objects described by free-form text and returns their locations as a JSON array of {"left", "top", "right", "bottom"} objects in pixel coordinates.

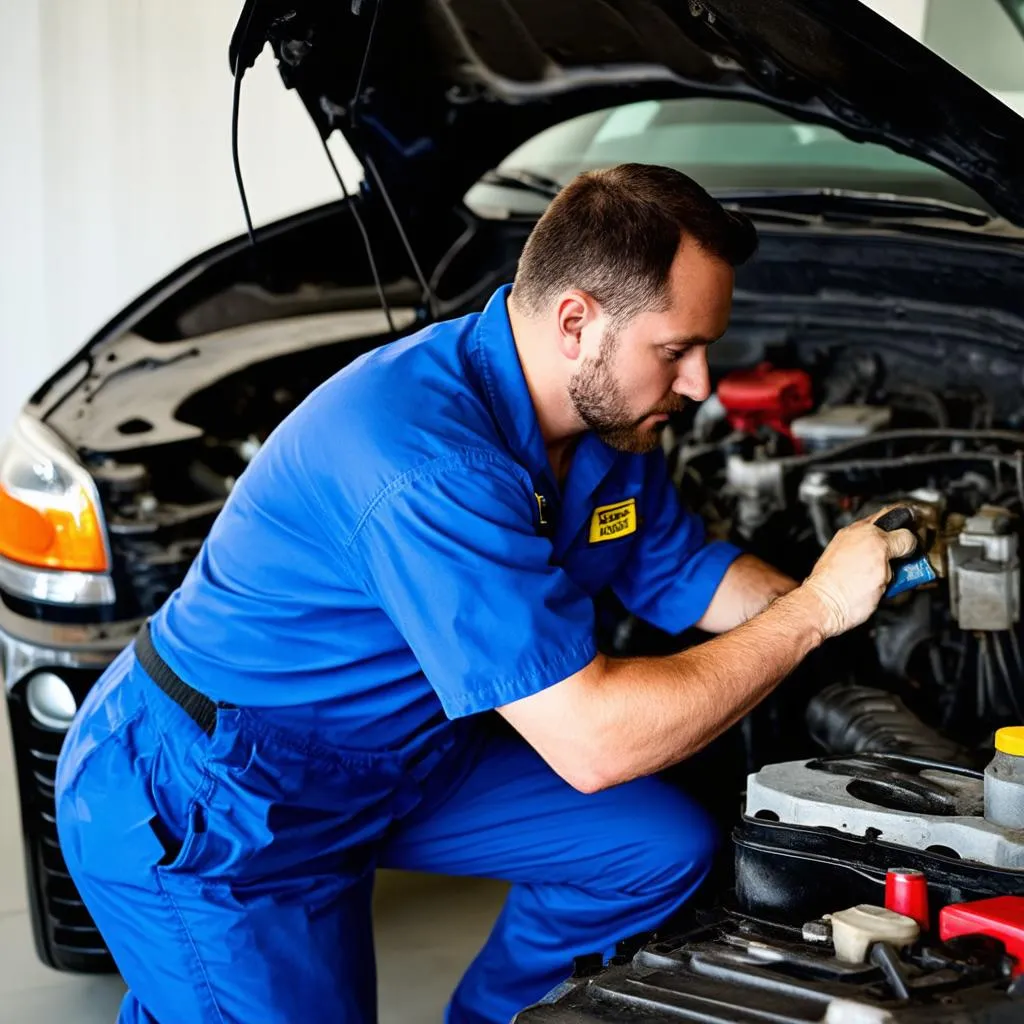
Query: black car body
[{"left": 4, "top": 1, "right": 1024, "bottom": 1014}]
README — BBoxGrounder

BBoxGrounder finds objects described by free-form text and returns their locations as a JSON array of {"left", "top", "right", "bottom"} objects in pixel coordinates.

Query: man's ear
[{"left": 555, "top": 291, "right": 598, "bottom": 361}]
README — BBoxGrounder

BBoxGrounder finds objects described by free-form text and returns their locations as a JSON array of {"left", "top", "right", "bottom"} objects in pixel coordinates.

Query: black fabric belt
[{"left": 135, "top": 620, "right": 219, "bottom": 737}]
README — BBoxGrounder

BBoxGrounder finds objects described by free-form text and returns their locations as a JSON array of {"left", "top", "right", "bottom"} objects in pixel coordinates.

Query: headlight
[{"left": 0, "top": 414, "right": 109, "bottom": 573}]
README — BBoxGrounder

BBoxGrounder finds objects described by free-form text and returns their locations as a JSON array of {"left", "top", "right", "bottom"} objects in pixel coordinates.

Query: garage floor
[{"left": 0, "top": 719, "right": 509, "bottom": 1022}]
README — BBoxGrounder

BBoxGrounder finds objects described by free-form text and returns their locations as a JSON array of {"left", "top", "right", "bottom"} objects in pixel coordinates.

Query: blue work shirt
[{"left": 150, "top": 285, "right": 741, "bottom": 756}]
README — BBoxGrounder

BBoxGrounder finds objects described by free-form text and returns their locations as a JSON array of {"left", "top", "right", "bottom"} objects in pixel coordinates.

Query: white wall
[{"left": 0, "top": 0, "right": 359, "bottom": 435}]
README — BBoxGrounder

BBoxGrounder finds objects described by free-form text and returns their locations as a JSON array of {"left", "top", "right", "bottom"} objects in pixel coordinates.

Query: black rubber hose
[
  {"left": 870, "top": 943, "right": 912, "bottom": 1002},
  {"left": 806, "top": 684, "right": 972, "bottom": 765},
  {"left": 778, "top": 428, "right": 1024, "bottom": 469},
  {"left": 810, "top": 452, "right": 1020, "bottom": 475}
]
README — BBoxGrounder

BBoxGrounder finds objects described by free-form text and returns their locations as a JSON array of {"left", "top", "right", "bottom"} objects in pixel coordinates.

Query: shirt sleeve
[
  {"left": 343, "top": 450, "right": 598, "bottom": 719},
  {"left": 612, "top": 452, "right": 742, "bottom": 634}
]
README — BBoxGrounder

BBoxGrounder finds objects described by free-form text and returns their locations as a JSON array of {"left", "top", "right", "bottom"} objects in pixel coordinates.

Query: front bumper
[{"left": 1, "top": 598, "right": 139, "bottom": 972}]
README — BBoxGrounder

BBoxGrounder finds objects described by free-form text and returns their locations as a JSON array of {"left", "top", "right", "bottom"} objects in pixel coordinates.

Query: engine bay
[
  {"left": 524, "top": 345, "right": 1024, "bottom": 1020},
  {"left": 656, "top": 343, "right": 1024, "bottom": 757}
]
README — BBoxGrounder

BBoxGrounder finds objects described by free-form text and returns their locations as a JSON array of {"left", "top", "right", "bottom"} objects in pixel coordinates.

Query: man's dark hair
[{"left": 510, "top": 163, "right": 757, "bottom": 323}]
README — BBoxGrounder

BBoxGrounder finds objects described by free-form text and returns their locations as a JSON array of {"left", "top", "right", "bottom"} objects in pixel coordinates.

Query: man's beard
[{"left": 567, "top": 330, "right": 682, "bottom": 454}]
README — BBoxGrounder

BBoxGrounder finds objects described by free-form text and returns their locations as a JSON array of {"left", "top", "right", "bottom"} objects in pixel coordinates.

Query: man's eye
[{"left": 663, "top": 348, "right": 687, "bottom": 362}]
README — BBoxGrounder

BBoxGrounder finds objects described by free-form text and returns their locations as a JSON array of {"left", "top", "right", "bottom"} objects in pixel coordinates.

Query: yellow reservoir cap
[{"left": 994, "top": 727, "right": 1024, "bottom": 757}]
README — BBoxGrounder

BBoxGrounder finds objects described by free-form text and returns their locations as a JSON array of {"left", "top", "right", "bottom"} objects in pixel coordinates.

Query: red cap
[
  {"left": 885, "top": 868, "right": 929, "bottom": 930},
  {"left": 716, "top": 364, "right": 813, "bottom": 439}
]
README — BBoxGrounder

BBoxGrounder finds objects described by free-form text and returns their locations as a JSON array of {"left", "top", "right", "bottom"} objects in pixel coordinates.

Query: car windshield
[{"left": 465, "top": 0, "right": 1024, "bottom": 219}]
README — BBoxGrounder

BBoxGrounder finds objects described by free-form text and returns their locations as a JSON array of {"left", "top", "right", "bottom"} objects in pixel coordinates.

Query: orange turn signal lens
[
  {"left": 0, "top": 416, "right": 110, "bottom": 574},
  {"left": 0, "top": 482, "right": 108, "bottom": 572}
]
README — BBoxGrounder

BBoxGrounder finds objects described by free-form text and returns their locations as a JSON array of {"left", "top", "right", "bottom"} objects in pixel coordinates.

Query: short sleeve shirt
[{"left": 151, "top": 286, "right": 741, "bottom": 753}]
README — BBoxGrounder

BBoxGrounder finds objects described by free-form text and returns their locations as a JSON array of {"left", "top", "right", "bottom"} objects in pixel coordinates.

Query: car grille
[{"left": 6, "top": 672, "right": 115, "bottom": 973}]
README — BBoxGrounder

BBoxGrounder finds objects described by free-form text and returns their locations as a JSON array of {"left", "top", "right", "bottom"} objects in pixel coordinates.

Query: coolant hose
[{"left": 807, "top": 683, "right": 971, "bottom": 765}]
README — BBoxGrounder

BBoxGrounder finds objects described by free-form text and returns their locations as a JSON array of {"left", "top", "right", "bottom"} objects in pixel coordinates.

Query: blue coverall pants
[{"left": 56, "top": 648, "right": 717, "bottom": 1024}]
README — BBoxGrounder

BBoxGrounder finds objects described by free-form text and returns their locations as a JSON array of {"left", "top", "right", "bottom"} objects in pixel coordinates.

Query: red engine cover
[
  {"left": 717, "top": 363, "right": 813, "bottom": 437},
  {"left": 940, "top": 896, "right": 1024, "bottom": 975}
]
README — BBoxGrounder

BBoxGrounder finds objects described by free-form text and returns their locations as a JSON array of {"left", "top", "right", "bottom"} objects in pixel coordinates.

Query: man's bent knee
[{"left": 599, "top": 778, "right": 718, "bottom": 900}]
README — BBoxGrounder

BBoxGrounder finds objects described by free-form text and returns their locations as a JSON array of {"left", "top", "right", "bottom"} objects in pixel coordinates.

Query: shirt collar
[
  {"left": 471, "top": 284, "right": 553, "bottom": 487},
  {"left": 471, "top": 284, "right": 620, "bottom": 510}
]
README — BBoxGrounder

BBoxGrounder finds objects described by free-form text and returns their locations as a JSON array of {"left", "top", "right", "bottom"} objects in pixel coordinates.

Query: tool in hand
[{"left": 875, "top": 505, "right": 938, "bottom": 598}]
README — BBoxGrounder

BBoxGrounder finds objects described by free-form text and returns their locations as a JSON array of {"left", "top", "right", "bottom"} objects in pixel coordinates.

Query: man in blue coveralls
[{"left": 56, "top": 164, "right": 916, "bottom": 1024}]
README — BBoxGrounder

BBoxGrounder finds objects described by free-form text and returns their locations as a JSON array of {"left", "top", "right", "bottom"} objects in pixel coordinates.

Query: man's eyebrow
[{"left": 662, "top": 334, "right": 719, "bottom": 347}]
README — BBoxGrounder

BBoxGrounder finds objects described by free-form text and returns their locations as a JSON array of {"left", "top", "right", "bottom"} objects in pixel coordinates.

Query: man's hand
[{"left": 799, "top": 506, "right": 917, "bottom": 640}]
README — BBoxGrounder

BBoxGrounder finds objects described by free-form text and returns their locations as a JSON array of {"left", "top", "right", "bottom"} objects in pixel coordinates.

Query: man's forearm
[
  {"left": 696, "top": 553, "right": 798, "bottom": 634},
  {"left": 581, "top": 585, "right": 826, "bottom": 789}
]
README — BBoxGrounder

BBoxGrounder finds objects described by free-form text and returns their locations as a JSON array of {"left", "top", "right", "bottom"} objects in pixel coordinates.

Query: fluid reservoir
[
  {"left": 716, "top": 364, "right": 813, "bottom": 438},
  {"left": 983, "top": 726, "right": 1024, "bottom": 828}
]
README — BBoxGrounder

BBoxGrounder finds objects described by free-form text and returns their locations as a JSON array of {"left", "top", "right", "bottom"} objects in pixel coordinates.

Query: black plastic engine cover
[
  {"left": 734, "top": 816, "right": 1024, "bottom": 928},
  {"left": 514, "top": 910, "right": 1022, "bottom": 1023}
]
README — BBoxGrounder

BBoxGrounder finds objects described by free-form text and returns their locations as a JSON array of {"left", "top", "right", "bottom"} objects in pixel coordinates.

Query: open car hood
[{"left": 231, "top": 0, "right": 1024, "bottom": 225}]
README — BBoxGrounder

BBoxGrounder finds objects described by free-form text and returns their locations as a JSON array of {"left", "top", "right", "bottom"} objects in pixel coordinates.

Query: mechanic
[{"left": 55, "top": 163, "right": 916, "bottom": 1024}]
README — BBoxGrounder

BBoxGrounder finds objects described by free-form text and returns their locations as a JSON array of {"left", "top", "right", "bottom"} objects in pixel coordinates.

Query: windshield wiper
[
  {"left": 478, "top": 168, "right": 563, "bottom": 199},
  {"left": 713, "top": 187, "right": 992, "bottom": 226}
]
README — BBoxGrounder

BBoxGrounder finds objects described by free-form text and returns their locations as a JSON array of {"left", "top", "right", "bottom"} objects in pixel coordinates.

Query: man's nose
[{"left": 672, "top": 351, "right": 711, "bottom": 401}]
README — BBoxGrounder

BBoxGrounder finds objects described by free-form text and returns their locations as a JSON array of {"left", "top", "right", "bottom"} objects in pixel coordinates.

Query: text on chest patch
[{"left": 589, "top": 498, "right": 638, "bottom": 543}]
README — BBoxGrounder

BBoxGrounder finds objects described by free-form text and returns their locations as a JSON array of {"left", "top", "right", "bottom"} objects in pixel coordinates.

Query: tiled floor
[{"left": 0, "top": 717, "right": 508, "bottom": 1022}]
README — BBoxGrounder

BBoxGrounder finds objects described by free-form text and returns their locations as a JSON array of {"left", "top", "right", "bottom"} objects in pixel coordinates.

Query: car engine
[
  {"left": 527, "top": 352, "right": 1024, "bottom": 1021},
  {"left": 663, "top": 355, "right": 1024, "bottom": 756}
]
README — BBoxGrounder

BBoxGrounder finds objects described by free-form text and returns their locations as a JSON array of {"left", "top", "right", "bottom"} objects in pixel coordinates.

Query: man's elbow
[
  {"left": 559, "top": 757, "right": 617, "bottom": 795},
  {"left": 549, "top": 737, "right": 631, "bottom": 794}
]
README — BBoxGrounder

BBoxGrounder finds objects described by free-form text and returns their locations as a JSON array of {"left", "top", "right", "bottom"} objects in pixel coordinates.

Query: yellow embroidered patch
[{"left": 589, "top": 498, "right": 637, "bottom": 543}]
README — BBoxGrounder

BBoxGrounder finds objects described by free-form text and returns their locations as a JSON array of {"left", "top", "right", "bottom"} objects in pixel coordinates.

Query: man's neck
[
  {"left": 507, "top": 297, "right": 586, "bottom": 486},
  {"left": 547, "top": 437, "right": 579, "bottom": 486}
]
